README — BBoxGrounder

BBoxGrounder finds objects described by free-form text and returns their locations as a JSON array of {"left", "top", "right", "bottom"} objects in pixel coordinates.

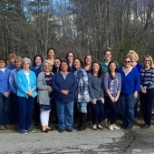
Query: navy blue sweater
[
  {"left": 119, "top": 67, "right": 140, "bottom": 94},
  {"left": 52, "top": 72, "right": 77, "bottom": 102}
]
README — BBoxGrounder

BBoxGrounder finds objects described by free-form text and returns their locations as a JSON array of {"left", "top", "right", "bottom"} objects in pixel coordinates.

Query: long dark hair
[
  {"left": 73, "top": 57, "right": 83, "bottom": 70},
  {"left": 52, "top": 57, "right": 61, "bottom": 73},
  {"left": 91, "top": 61, "right": 102, "bottom": 78},
  {"left": 108, "top": 60, "right": 118, "bottom": 80},
  {"left": 32, "top": 54, "right": 43, "bottom": 66},
  {"left": 65, "top": 52, "right": 75, "bottom": 62}
]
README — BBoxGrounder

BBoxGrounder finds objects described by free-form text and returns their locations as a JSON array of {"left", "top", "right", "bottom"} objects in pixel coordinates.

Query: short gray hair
[{"left": 21, "top": 57, "right": 32, "bottom": 68}]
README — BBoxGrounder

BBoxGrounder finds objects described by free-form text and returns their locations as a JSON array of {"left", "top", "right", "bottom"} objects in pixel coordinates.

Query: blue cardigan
[
  {"left": 52, "top": 72, "right": 77, "bottom": 102},
  {"left": 15, "top": 69, "right": 37, "bottom": 98},
  {"left": 119, "top": 67, "right": 140, "bottom": 94},
  {"left": 0, "top": 68, "right": 11, "bottom": 96}
]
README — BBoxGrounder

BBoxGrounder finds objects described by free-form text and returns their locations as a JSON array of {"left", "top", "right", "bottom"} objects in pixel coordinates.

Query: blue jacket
[
  {"left": 0, "top": 68, "right": 11, "bottom": 96},
  {"left": 52, "top": 72, "right": 77, "bottom": 102},
  {"left": 15, "top": 69, "right": 37, "bottom": 98},
  {"left": 119, "top": 67, "right": 140, "bottom": 94},
  {"left": 31, "top": 64, "right": 42, "bottom": 77}
]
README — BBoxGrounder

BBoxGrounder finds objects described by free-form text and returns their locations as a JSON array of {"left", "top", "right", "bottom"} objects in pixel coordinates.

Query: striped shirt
[{"left": 140, "top": 68, "right": 154, "bottom": 89}]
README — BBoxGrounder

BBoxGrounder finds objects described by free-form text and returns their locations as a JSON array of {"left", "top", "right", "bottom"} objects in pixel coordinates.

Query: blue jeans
[
  {"left": 106, "top": 97, "right": 118, "bottom": 125},
  {"left": 91, "top": 100, "right": 104, "bottom": 125},
  {"left": 77, "top": 102, "right": 87, "bottom": 113},
  {"left": 56, "top": 101, "right": 74, "bottom": 129},
  {"left": 0, "top": 95, "right": 10, "bottom": 125},
  {"left": 140, "top": 88, "right": 154, "bottom": 126},
  {"left": 18, "top": 96, "right": 34, "bottom": 131},
  {"left": 120, "top": 93, "right": 136, "bottom": 127}
]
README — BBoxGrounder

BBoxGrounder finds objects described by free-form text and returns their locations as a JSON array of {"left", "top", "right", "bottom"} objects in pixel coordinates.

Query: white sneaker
[
  {"left": 113, "top": 125, "right": 120, "bottom": 130},
  {"left": 109, "top": 125, "right": 114, "bottom": 131}
]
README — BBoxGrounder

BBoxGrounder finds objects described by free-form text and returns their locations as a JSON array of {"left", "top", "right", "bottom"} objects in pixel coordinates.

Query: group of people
[{"left": 0, "top": 48, "right": 154, "bottom": 135}]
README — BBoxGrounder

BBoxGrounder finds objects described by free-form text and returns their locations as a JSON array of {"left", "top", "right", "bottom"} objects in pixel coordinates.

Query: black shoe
[
  {"left": 77, "top": 125, "right": 86, "bottom": 131},
  {"left": 66, "top": 128, "right": 73, "bottom": 132},
  {"left": 126, "top": 125, "right": 133, "bottom": 130},
  {"left": 58, "top": 129, "right": 64, "bottom": 133},
  {"left": 121, "top": 124, "right": 127, "bottom": 129}
]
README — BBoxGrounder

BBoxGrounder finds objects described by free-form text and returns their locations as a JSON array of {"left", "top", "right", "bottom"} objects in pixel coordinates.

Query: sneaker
[
  {"left": 28, "top": 128, "right": 35, "bottom": 133},
  {"left": 20, "top": 130, "right": 28, "bottom": 135},
  {"left": 109, "top": 125, "right": 114, "bottom": 131}
]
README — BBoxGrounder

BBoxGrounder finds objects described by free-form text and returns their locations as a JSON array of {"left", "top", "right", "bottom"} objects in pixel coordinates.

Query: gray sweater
[
  {"left": 88, "top": 73, "right": 104, "bottom": 100},
  {"left": 37, "top": 72, "right": 53, "bottom": 105}
]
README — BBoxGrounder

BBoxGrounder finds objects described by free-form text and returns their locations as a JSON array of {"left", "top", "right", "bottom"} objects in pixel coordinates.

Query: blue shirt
[
  {"left": 119, "top": 67, "right": 140, "bottom": 94},
  {"left": 52, "top": 72, "right": 77, "bottom": 102},
  {"left": 0, "top": 68, "right": 11, "bottom": 96}
]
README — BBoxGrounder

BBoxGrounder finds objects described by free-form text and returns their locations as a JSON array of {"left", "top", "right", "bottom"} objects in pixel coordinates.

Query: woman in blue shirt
[
  {"left": 0, "top": 57, "right": 11, "bottom": 130},
  {"left": 31, "top": 54, "right": 43, "bottom": 127},
  {"left": 73, "top": 58, "right": 90, "bottom": 131},
  {"left": 119, "top": 57, "right": 140, "bottom": 129},
  {"left": 15, "top": 57, "right": 37, "bottom": 135},
  {"left": 52, "top": 60, "right": 77, "bottom": 133},
  {"left": 104, "top": 61, "right": 121, "bottom": 130}
]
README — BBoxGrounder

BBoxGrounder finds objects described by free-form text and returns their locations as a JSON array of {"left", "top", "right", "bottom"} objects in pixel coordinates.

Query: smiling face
[
  {"left": 93, "top": 63, "right": 100, "bottom": 73},
  {"left": 129, "top": 53, "right": 137, "bottom": 62},
  {"left": 85, "top": 55, "right": 92, "bottom": 65},
  {"left": 48, "top": 49, "right": 55, "bottom": 58},
  {"left": 35, "top": 56, "right": 42, "bottom": 66},
  {"left": 67, "top": 53, "right": 74, "bottom": 63},
  {"left": 15, "top": 60, "right": 22, "bottom": 69},
  {"left": 109, "top": 62, "right": 117, "bottom": 72},
  {"left": 144, "top": 57, "right": 151, "bottom": 68},
  {"left": 104, "top": 51, "right": 112, "bottom": 61},
  {"left": 61, "top": 62, "right": 68, "bottom": 72},
  {"left": 124, "top": 57, "right": 131, "bottom": 68},
  {"left": 0, "top": 60, "right": 6, "bottom": 68},
  {"left": 43, "top": 62, "right": 51, "bottom": 73},
  {"left": 54, "top": 59, "right": 61, "bottom": 69},
  {"left": 73, "top": 59, "right": 81, "bottom": 70},
  {"left": 23, "top": 60, "right": 30, "bottom": 70}
]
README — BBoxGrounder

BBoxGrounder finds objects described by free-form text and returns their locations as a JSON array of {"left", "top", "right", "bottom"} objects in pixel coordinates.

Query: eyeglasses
[
  {"left": 124, "top": 61, "right": 131, "bottom": 63},
  {"left": 144, "top": 60, "right": 150, "bottom": 62}
]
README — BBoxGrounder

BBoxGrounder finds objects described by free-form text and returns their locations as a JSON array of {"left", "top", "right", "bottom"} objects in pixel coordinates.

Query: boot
[
  {"left": 77, "top": 112, "right": 82, "bottom": 131},
  {"left": 77, "top": 113, "right": 87, "bottom": 131}
]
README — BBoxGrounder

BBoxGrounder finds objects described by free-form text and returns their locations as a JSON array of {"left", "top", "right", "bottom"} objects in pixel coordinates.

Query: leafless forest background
[{"left": 0, "top": 0, "right": 154, "bottom": 64}]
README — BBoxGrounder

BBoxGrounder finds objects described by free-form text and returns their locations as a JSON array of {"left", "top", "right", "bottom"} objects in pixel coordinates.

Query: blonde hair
[
  {"left": 8, "top": 53, "right": 17, "bottom": 61},
  {"left": 144, "top": 55, "right": 154, "bottom": 68},
  {"left": 15, "top": 56, "right": 22, "bottom": 62},
  {"left": 42, "top": 59, "right": 52, "bottom": 72},
  {"left": 127, "top": 50, "right": 139, "bottom": 61}
]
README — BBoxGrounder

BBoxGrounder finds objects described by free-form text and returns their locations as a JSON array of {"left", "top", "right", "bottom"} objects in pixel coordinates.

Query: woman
[
  {"left": 73, "top": 58, "right": 90, "bottom": 131},
  {"left": 9, "top": 56, "right": 22, "bottom": 128},
  {"left": 140, "top": 55, "right": 154, "bottom": 128},
  {"left": 52, "top": 58, "right": 61, "bottom": 73},
  {"left": 7, "top": 53, "right": 17, "bottom": 70},
  {"left": 103, "top": 61, "right": 121, "bottom": 130},
  {"left": 88, "top": 61, "right": 104, "bottom": 130},
  {"left": 84, "top": 54, "right": 93, "bottom": 74},
  {"left": 31, "top": 55, "right": 43, "bottom": 126},
  {"left": 52, "top": 60, "right": 77, "bottom": 133},
  {"left": 119, "top": 57, "right": 140, "bottom": 129},
  {"left": 47, "top": 48, "right": 55, "bottom": 66},
  {"left": 127, "top": 50, "right": 142, "bottom": 123},
  {"left": 0, "top": 57, "right": 11, "bottom": 130},
  {"left": 15, "top": 57, "right": 37, "bottom": 134},
  {"left": 65, "top": 52, "right": 75, "bottom": 72},
  {"left": 37, "top": 60, "right": 54, "bottom": 132}
]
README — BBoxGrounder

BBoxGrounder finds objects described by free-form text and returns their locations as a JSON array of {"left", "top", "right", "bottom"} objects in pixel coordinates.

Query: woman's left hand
[
  {"left": 133, "top": 91, "right": 138, "bottom": 99},
  {"left": 100, "top": 97, "right": 104, "bottom": 104}
]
